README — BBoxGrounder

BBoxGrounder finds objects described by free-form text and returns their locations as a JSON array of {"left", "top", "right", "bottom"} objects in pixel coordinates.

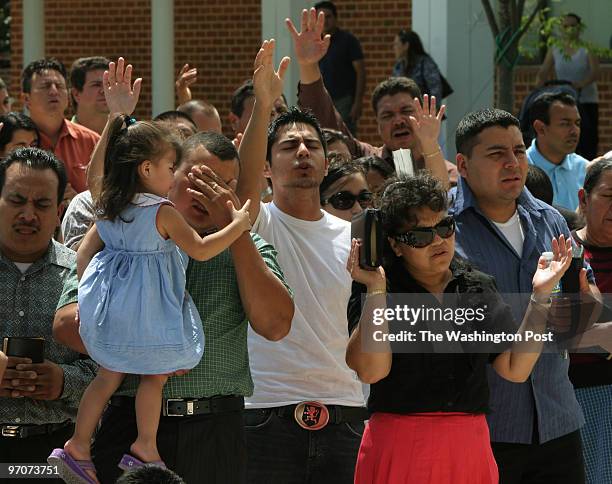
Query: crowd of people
[{"left": 0, "top": 3, "right": 610, "bottom": 484}]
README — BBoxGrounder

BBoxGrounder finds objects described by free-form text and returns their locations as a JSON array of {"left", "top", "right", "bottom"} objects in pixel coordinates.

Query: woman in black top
[{"left": 346, "top": 174, "right": 573, "bottom": 484}]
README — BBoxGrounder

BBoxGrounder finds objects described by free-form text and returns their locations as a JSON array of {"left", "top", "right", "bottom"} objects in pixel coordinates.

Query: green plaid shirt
[
  {"left": 0, "top": 241, "right": 97, "bottom": 425},
  {"left": 59, "top": 234, "right": 286, "bottom": 399}
]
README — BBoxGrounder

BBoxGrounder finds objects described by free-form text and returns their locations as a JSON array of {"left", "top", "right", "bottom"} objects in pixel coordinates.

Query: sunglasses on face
[
  {"left": 393, "top": 216, "right": 455, "bottom": 248},
  {"left": 322, "top": 190, "right": 374, "bottom": 211}
]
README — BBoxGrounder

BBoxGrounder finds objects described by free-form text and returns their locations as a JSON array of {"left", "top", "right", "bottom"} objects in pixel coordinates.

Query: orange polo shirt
[{"left": 39, "top": 119, "right": 100, "bottom": 193}]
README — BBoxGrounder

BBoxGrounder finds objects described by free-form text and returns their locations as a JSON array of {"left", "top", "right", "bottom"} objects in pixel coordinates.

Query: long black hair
[
  {"left": 97, "top": 116, "right": 181, "bottom": 221},
  {"left": 398, "top": 29, "right": 427, "bottom": 73}
]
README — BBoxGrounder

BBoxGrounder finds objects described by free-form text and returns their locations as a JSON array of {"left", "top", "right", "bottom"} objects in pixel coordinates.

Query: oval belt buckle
[{"left": 294, "top": 401, "right": 329, "bottom": 430}]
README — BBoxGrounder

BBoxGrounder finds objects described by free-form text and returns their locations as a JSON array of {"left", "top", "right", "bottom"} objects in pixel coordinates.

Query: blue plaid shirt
[{"left": 449, "top": 178, "right": 585, "bottom": 444}]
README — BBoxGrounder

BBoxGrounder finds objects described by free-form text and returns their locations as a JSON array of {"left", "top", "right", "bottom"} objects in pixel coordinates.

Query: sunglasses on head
[
  {"left": 392, "top": 216, "right": 455, "bottom": 248},
  {"left": 322, "top": 190, "right": 374, "bottom": 211}
]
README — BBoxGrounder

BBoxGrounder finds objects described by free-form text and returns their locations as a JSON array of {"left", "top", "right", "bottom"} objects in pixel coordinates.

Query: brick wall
[
  {"left": 513, "top": 65, "right": 612, "bottom": 157},
  {"left": 330, "top": 0, "right": 412, "bottom": 145},
  {"left": 8, "top": 1, "right": 407, "bottom": 146}
]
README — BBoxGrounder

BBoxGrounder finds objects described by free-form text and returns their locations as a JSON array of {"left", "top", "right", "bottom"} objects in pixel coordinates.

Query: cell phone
[
  {"left": 2, "top": 337, "right": 45, "bottom": 364},
  {"left": 561, "top": 245, "right": 584, "bottom": 295},
  {"left": 351, "top": 208, "right": 383, "bottom": 270}
]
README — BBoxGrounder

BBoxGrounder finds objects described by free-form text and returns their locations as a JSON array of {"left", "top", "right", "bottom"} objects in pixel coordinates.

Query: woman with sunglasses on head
[
  {"left": 320, "top": 159, "right": 374, "bottom": 222},
  {"left": 0, "top": 112, "right": 40, "bottom": 158},
  {"left": 346, "top": 174, "right": 575, "bottom": 484}
]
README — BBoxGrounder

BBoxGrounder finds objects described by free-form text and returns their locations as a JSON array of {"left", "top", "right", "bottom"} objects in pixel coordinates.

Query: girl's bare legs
[
  {"left": 64, "top": 368, "right": 125, "bottom": 482},
  {"left": 130, "top": 374, "right": 168, "bottom": 462}
]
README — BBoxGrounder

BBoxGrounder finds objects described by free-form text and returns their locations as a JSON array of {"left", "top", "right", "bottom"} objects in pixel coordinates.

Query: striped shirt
[{"left": 450, "top": 178, "right": 585, "bottom": 444}]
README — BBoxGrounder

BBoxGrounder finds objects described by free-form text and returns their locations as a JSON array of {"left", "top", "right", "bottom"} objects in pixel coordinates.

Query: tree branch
[
  {"left": 517, "top": 0, "right": 526, "bottom": 19},
  {"left": 513, "top": 0, "right": 546, "bottom": 46},
  {"left": 481, "top": 0, "right": 500, "bottom": 38}
]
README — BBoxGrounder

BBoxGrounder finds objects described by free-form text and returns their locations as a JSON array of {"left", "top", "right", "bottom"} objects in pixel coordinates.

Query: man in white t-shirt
[{"left": 230, "top": 40, "right": 366, "bottom": 483}]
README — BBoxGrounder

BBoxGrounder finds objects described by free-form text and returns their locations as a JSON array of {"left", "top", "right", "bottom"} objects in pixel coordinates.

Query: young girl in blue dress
[{"left": 51, "top": 115, "right": 251, "bottom": 483}]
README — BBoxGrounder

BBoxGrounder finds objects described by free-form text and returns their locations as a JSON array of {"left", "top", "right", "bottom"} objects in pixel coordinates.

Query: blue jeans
[{"left": 244, "top": 408, "right": 364, "bottom": 484}]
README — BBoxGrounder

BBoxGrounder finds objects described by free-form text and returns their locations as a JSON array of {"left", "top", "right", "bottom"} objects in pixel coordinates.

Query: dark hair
[
  {"left": 525, "top": 164, "right": 553, "bottom": 205},
  {"left": 22, "top": 58, "right": 67, "bottom": 93},
  {"left": 529, "top": 92, "right": 577, "bottom": 127},
  {"left": 565, "top": 13, "right": 582, "bottom": 25},
  {"left": 455, "top": 108, "right": 520, "bottom": 157},
  {"left": 181, "top": 131, "right": 239, "bottom": 165},
  {"left": 115, "top": 465, "right": 185, "bottom": 484},
  {"left": 266, "top": 106, "right": 327, "bottom": 163},
  {"left": 372, "top": 77, "right": 421, "bottom": 115},
  {"left": 555, "top": 205, "right": 585, "bottom": 231},
  {"left": 69, "top": 56, "right": 110, "bottom": 107},
  {"left": 583, "top": 159, "right": 612, "bottom": 195},
  {"left": 98, "top": 117, "right": 181, "bottom": 221},
  {"left": 356, "top": 155, "right": 395, "bottom": 179},
  {"left": 178, "top": 100, "right": 219, "bottom": 119},
  {"left": 154, "top": 111, "right": 198, "bottom": 140},
  {"left": 154, "top": 110, "right": 197, "bottom": 128},
  {"left": 231, "top": 80, "right": 254, "bottom": 117},
  {"left": 322, "top": 128, "right": 349, "bottom": 147},
  {"left": 397, "top": 29, "right": 427, "bottom": 73},
  {"left": 0, "top": 147, "right": 67, "bottom": 202},
  {"left": 319, "top": 159, "right": 365, "bottom": 203},
  {"left": 314, "top": 1, "right": 337, "bottom": 17},
  {"left": 379, "top": 173, "right": 448, "bottom": 265},
  {"left": 0, "top": 113, "right": 40, "bottom": 156}
]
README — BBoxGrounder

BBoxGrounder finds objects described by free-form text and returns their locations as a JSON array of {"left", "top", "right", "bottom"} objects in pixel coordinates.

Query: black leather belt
[
  {"left": 273, "top": 404, "right": 368, "bottom": 424},
  {"left": 109, "top": 395, "right": 244, "bottom": 417},
  {"left": 0, "top": 421, "right": 72, "bottom": 438}
]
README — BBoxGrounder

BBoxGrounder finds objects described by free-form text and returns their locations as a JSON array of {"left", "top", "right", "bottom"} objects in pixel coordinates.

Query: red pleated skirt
[{"left": 354, "top": 412, "right": 499, "bottom": 484}]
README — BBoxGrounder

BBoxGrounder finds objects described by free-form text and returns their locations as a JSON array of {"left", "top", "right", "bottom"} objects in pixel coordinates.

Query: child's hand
[{"left": 228, "top": 199, "right": 252, "bottom": 232}]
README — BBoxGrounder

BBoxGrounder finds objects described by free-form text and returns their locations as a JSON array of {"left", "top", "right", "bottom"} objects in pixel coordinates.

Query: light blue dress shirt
[{"left": 527, "top": 138, "right": 588, "bottom": 211}]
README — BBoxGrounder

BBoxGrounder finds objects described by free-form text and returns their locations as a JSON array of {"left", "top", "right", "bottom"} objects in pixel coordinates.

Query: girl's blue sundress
[{"left": 78, "top": 193, "right": 205, "bottom": 374}]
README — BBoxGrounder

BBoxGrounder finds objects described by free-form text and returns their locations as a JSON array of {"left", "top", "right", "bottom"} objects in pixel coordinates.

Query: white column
[
  {"left": 151, "top": 0, "right": 174, "bottom": 116},
  {"left": 22, "top": 0, "right": 45, "bottom": 66},
  {"left": 413, "top": 0, "right": 494, "bottom": 160},
  {"left": 261, "top": 0, "right": 312, "bottom": 106}
]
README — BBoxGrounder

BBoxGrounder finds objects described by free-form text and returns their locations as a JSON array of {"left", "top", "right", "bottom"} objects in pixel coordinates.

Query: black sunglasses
[
  {"left": 393, "top": 216, "right": 455, "bottom": 248},
  {"left": 322, "top": 190, "right": 374, "bottom": 211}
]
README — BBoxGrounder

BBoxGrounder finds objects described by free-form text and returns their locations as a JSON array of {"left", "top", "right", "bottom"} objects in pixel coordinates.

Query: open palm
[
  {"left": 253, "top": 39, "right": 290, "bottom": 107},
  {"left": 103, "top": 57, "right": 142, "bottom": 116},
  {"left": 286, "top": 8, "right": 330, "bottom": 65}
]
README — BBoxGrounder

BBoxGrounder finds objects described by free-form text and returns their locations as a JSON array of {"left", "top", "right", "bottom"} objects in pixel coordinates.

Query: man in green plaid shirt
[{"left": 56, "top": 131, "right": 293, "bottom": 484}]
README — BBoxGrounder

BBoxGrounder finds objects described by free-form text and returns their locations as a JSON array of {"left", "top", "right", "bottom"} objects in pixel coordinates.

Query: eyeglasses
[
  {"left": 322, "top": 190, "right": 374, "bottom": 211},
  {"left": 393, "top": 216, "right": 455, "bottom": 248}
]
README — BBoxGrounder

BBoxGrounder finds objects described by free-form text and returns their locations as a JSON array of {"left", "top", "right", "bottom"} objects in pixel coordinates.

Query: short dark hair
[
  {"left": 371, "top": 77, "right": 421, "bottom": 115},
  {"left": 565, "top": 12, "right": 582, "bottom": 24},
  {"left": 0, "top": 147, "right": 67, "bottom": 203},
  {"left": 182, "top": 131, "right": 239, "bottom": 164},
  {"left": 154, "top": 110, "right": 197, "bottom": 128},
  {"left": 322, "top": 128, "right": 349, "bottom": 147},
  {"left": 115, "top": 465, "right": 185, "bottom": 484},
  {"left": 529, "top": 92, "right": 577, "bottom": 127},
  {"left": 266, "top": 106, "right": 327, "bottom": 163},
  {"left": 320, "top": 159, "right": 365, "bottom": 203},
  {"left": 231, "top": 80, "right": 254, "bottom": 117},
  {"left": 314, "top": 1, "right": 337, "bottom": 17},
  {"left": 584, "top": 159, "right": 612, "bottom": 195},
  {"left": 0, "top": 113, "right": 40, "bottom": 156},
  {"left": 379, "top": 173, "right": 448, "bottom": 266},
  {"left": 455, "top": 108, "right": 520, "bottom": 157},
  {"left": 69, "top": 56, "right": 110, "bottom": 107},
  {"left": 356, "top": 155, "right": 395, "bottom": 179},
  {"left": 555, "top": 205, "right": 585, "bottom": 231},
  {"left": 178, "top": 100, "right": 219, "bottom": 119},
  {"left": 22, "top": 58, "right": 67, "bottom": 93},
  {"left": 525, "top": 164, "right": 553, "bottom": 205}
]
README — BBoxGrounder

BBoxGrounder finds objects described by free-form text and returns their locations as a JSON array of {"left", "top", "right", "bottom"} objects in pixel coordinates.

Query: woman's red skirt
[{"left": 354, "top": 412, "right": 498, "bottom": 484}]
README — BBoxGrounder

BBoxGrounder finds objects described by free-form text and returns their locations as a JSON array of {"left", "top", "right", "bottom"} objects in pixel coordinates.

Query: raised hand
[
  {"left": 253, "top": 39, "right": 290, "bottom": 108},
  {"left": 532, "top": 235, "right": 573, "bottom": 298},
  {"left": 286, "top": 8, "right": 330, "bottom": 65},
  {"left": 408, "top": 94, "right": 446, "bottom": 149},
  {"left": 103, "top": 57, "right": 142, "bottom": 116},
  {"left": 176, "top": 63, "right": 197, "bottom": 105},
  {"left": 346, "top": 239, "right": 386, "bottom": 292}
]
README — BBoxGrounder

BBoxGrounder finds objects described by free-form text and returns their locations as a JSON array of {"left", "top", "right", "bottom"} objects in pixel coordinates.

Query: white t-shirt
[
  {"left": 246, "top": 202, "right": 364, "bottom": 408},
  {"left": 492, "top": 210, "right": 525, "bottom": 257}
]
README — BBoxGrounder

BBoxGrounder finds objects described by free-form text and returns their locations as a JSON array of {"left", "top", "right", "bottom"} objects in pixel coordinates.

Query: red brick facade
[{"left": 7, "top": 1, "right": 609, "bottom": 154}]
